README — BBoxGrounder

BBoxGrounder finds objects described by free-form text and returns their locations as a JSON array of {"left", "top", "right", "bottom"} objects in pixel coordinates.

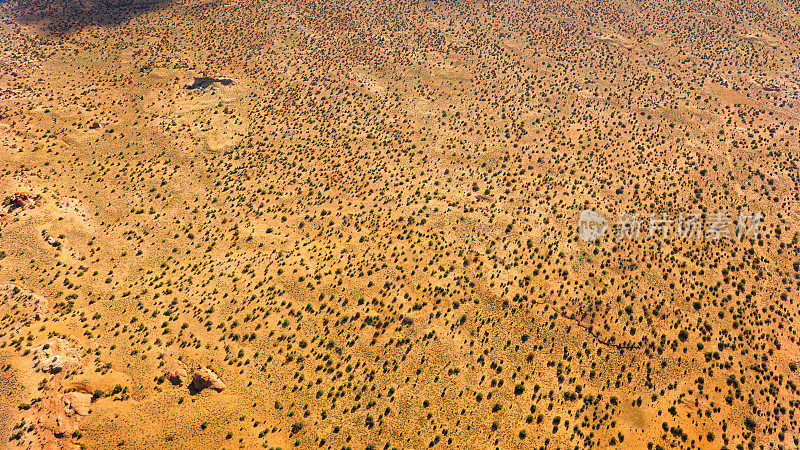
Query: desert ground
[{"left": 0, "top": 0, "right": 799, "bottom": 448}]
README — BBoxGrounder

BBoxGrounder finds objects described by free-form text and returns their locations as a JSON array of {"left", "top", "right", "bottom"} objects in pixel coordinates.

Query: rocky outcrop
[
  {"left": 186, "top": 71, "right": 234, "bottom": 89},
  {"left": 164, "top": 357, "right": 188, "bottom": 385},
  {"left": 39, "top": 392, "right": 92, "bottom": 438},
  {"left": 62, "top": 392, "right": 92, "bottom": 417},
  {"left": 34, "top": 339, "right": 83, "bottom": 374},
  {"left": 41, "top": 229, "right": 61, "bottom": 247},
  {"left": 3, "top": 192, "right": 38, "bottom": 211},
  {"left": 191, "top": 367, "right": 226, "bottom": 392}
]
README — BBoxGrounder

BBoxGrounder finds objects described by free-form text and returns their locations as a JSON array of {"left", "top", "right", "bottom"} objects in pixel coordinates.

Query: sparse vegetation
[{"left": 0, "top": 0, "right": 797, "bottom": 447}]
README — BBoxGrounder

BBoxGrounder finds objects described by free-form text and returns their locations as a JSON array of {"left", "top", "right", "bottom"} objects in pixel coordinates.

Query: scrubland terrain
[{"left": 0, "top": 0, "right": 799, "bottom": 448}]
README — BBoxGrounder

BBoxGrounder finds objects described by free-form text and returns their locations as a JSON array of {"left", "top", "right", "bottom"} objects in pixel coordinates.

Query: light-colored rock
[
  {"left": 62, "top": 392, "right": 92, "bottom": 417},
  {"left": 164, "top": 357, "right": 188, "bottom": 385},
  {"left": 191, "top": 367, "right": 226, "bottom": 392},
  {"left": 34, "top": 338, "right": 83, "bottom": 374},
  {"left": 39, "top": 392, "right": 92, "bottom": 438}
]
